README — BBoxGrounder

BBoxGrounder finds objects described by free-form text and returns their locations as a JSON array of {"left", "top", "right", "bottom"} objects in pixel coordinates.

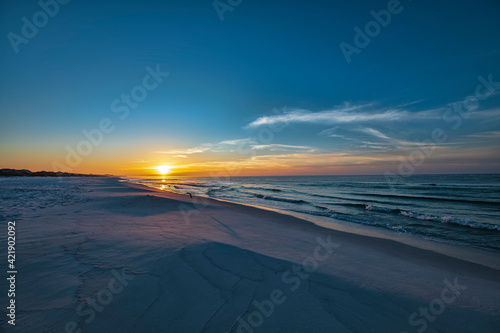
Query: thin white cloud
[
  {"left": 246, "top": 104, "right": 404, "bottom": 128},
  {"left": 219, "top": 138, "right": 256, "bottom": 145},
  {"left": 251, "top": 144, "right": 314, "bottom": 151},
  {"left": 396, "top": 99, "right": 428, "bottom": 107},
  {"left": 318, "top": 127, "right": 356, "bottom": 141},
  {"left": 358, "top": 127, "right": 391, "bottom": 140},
  {"left": 469, "top": 108, "right": 500, "bottom": 119},
  {"left": 465, "top": 130, "right": 500, "bottom": 138},
  {"left": 248, "top": 96, "right": 500, "bottom": 130},
  {"left": 157, "top": 146, "right": 212, "bottom": 155},
  {"left": 339, "top": 126, "right": 464, "bottom": 150},
  {"left": 155, "top": 138, "right": 314, "bottom": 156}
]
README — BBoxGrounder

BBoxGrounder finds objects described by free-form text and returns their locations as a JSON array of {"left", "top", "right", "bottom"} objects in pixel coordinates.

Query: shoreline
[{"left": 122, "top": 178, "right": 500, "bottom": 272}]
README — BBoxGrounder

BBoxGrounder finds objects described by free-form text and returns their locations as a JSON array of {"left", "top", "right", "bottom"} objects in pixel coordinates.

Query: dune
[{"left": 1, "top": 177, "right": 499, "bottom": 332}]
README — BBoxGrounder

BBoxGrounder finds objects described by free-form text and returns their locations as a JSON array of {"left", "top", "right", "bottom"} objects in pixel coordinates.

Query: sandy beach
[{"left": 1, "top": 177, "right": 499, "bottom": 333}]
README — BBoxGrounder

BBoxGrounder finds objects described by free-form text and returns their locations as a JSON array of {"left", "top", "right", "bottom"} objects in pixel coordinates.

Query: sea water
[{"left": 127, "top": 174, "right": 500, "bottom": 252}]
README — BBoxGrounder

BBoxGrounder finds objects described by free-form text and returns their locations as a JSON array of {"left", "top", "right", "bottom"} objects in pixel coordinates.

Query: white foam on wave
[
  {"left": 365, "top": 205, "right": 394, "bottom": 212},
  {"left": 400, "top": 210, "right": 500, "bottom": 231}
]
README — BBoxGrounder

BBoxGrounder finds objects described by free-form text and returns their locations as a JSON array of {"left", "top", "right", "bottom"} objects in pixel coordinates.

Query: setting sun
[{"left": 156, "top": 165, "right": 172, "bottom": 175}]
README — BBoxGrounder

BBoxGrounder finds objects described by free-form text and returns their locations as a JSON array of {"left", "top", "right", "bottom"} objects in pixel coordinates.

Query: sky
[{"left": 1, "top": 0, "right": 500, "bottom": 176}]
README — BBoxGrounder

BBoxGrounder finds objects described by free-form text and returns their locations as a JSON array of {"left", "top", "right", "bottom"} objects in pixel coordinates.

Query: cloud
[
  {"left": 357, "top": 127, "right": 391, "bottom": 140},
  {"left": 247, "top": 98, "right": 500, "bottom": 130},
  {"left": 246, "top": 104, "right": 405, "bottom": 128},
  {"left": 320, "top": 126, "right": 396, "bottom": 143},
  {"left": 465, "top": 130, "right": 500, "bottom": 138},
  {"left": 318, "top": 127, "right": 356, "bottom": 141},
  {"left": 154, "top": 138, "right": 314, "bottom": 157},
  {"left": 325, "top": 126, "right": 465, "bottom": 151},
  {"left": 251, "top": 144, "right": 315, "bottom": 151},
  {"left": 157, "top": 146, "right": 212, "bottom": 155},
  {"left": 219, "top": 138, "right": 256, "bottom": 145},
  {"left": 468, "top": 108, "right": 500, "bottom": 119},
  {"left": 357, "top": 127, "right": 440, "bottom": 147}
]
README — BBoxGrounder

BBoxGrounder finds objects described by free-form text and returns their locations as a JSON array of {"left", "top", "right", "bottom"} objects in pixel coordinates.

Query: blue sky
[{"left": 1, "top": 0, "right": 499, "bottom": 175}]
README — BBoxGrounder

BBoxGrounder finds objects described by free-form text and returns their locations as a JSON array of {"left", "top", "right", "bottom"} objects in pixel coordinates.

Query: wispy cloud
[
  {"left": 247, "top": 98, "right": 500, "bottom": 129},
  {"left": 219, "top": 138, "right": 256, "bottom": 145},
  {"left": 156, "top": 146, "right": 212, "bottom": 155},
  {"left": 357, "top": 127, "right": 391, "bottom": 140},
  {"left": 155, "top": 139, "right": 314, "bottom": 156},
  {"left": 465, "top": 130, "right": 500, "bottom": 138},
  {"left": 468, "top": 108, "right": 500, "bottom": 119},
  {"left": 246, "top": 104, "right": 404, "bottom": 128},
  {"left": 319, "top": 126, "right": 396, "bottom": 145},
  {"left": 329, "top": 126, "right": 466, "bottom": 151},
  {"left": 251, "top": 144, "right": 315, "bottom": 151},
  {"left": 318, "top": 127, "right": 356, "bottom": 141}
]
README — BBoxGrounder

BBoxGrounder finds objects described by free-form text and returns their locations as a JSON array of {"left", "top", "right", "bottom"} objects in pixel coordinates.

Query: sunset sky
[{"left": 1, "top": 0, "right": 500, "bottom": 176}]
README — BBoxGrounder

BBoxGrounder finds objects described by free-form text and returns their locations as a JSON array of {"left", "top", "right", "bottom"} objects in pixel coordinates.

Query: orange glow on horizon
[{"left": 3, "top": 144, "right": 498, "bottom": 177}]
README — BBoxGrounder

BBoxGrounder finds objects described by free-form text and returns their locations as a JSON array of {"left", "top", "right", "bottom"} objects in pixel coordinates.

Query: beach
[{"left": 1, "top": 177, "right": 499, "bottom": 332}]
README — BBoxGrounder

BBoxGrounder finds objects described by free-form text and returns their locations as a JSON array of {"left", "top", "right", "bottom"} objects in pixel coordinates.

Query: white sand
[{"left": 1, "top": 177, "right": 499, "bottom": 332}]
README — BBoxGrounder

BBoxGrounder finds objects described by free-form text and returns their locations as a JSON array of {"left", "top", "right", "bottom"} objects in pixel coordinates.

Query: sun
[{"left": 156, "top": 165, "right": 172, "bottom": 175}]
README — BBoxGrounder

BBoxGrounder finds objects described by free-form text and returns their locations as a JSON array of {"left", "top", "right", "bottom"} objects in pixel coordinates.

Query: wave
[
  {"left": 303, "top": 206, "right": 495, "bottom": 236},
  {"left": 241, "top": 186, "right": 283, "bottom": 192},
  {"left": 329, "top": 213, "right": 408, "bottom": 234},
  {"left": 310, "top": 193, "right": 371, "bottom": 202},
  {"left": 364, "top": 193, "right": 500, "bottom": 206},
  {"left": 400, "top": 211, "right": 500, "bottom": 231},
  {"left": 300, "top": 202, "right": 500, "bottom": 233},
  {"left": 363, "top": 204, "right": 500, "bottom": 231},
  {"left": 332, "top": 202, "right": 393, "bottom": 211},
  {"left": 170, "top": 182, "right": 210, "bottom": 188},
  {"left": 206, "top": 185, "right": 236, "bottom": 196},
  {"left": 299, "top": 182, "right": 390, "bottom": 189},
  {"left": 252, "top": 193, "right": 308, "bottom": 205},
  {"left": 365, "top": 204, "right": 396, "bottom": 213},
  {"left": 330, "top": 209, "right": 499, "bottom": 234}
]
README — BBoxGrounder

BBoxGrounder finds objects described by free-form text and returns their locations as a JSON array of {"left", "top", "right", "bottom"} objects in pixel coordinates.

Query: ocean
[{"left": 126, "top": 174, "right": 500, "bottom": 252}]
